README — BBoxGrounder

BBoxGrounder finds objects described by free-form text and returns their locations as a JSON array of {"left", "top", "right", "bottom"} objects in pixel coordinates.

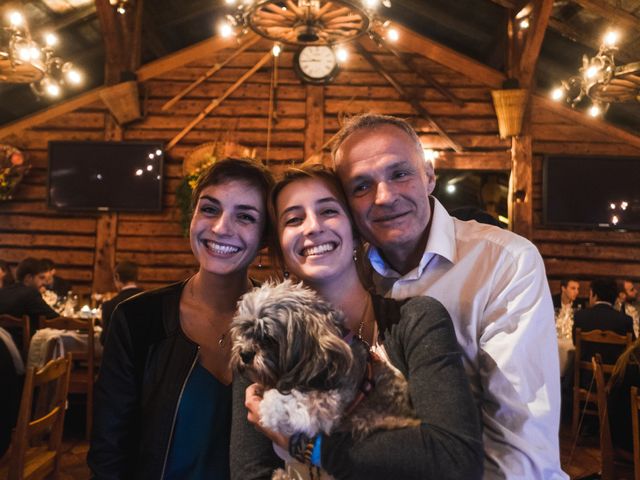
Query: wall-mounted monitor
[
  {"left": 543, "top": 155, "right": 640, "bottom": 230},
  {"left": 48, "top": 141, "right": 164, "bottom": 212}
]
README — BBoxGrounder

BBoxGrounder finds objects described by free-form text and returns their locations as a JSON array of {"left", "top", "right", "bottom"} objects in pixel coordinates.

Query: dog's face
[{"left": 231, "top": 281, "right": 354, "bottom": 394}]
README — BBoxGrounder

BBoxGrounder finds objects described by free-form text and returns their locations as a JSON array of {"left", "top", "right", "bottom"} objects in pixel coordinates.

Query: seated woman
[
  {"left": 608, "top": 339, "right": 640, "bottom": 453},
  {"left": 88, "top": 158, "right": 273, "bottom": 479},
  {"left": 231, "top": 164, "right": 483, "bottom": 479}
]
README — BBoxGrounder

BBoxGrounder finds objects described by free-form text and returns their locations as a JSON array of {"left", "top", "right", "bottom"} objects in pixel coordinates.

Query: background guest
[
  {"left": 99, "top": 260, "right": 143, "bottom": 345},
  {"left": 0, "top": 260, "right": 15, "bottom": 289},
  {"left": 615, "top": 279, "right": 639, "bottom": 338},
  {"left": 608, "top": 339, "right": 640, "bottom": 453},
  {"left": 0, "top": 257, "right": 58, "bottom": 346},
  {"left": 41, "top": 258, "right": 72, "bottom": 298},
  {"left": 552, "top": 278, "right": 585, "bottom": 311},
  {"left": 573, "top": 278, "right": 634, "bottom": 364}
]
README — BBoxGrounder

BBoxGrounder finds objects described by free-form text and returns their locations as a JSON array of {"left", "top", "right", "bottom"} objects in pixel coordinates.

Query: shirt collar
[{"left": 368, "top": 197, "right": 457, "bottom": 279}]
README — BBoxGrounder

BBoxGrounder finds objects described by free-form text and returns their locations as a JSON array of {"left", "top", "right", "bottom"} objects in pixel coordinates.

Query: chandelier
[
  {"left": 0, "top": 10, "right": 82, "bottom": 98},
  {"left": 550, "top": 30, "right": 640, "bottom": 117},
  {"left": 221, "top": 0, "right": 394, "bottom": 46}
]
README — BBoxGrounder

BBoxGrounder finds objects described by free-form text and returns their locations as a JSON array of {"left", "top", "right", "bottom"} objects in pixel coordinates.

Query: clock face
[{"left": 295, "top": 46, "right": 338, "bottom": 83}]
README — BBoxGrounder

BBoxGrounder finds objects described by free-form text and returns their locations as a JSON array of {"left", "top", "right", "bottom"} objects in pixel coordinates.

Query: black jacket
[
  {"left": 88, "top": 281, "right": 199, "bottom": 480},
  {"left": 573, "top": 303, "right": 635, "bottom": 364},
  {"left": 0, "top": 283, "right": 57, "bottom": 341},
  {"left": 551, "top": 293, "right": 587, "bottom": 311}
]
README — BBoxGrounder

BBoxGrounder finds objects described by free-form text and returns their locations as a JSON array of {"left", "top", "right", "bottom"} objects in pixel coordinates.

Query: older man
[{"left": 332, "top": 114, "right": 565, "bottom": 479}]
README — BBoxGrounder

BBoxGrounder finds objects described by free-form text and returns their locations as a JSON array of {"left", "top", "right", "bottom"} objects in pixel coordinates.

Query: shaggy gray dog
[{"left": 230, "top": 281, "right": 420, "bottom": 444}]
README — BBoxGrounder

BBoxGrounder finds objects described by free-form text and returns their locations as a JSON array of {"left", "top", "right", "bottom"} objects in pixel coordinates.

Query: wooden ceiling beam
[
  {"left": 137, "top": 35, "right": 241, "bottom": 82},
  {"left": 33, "top": 5, "right": 97, "bottom": 38},
  {"left": 382, "top": 24, "right": 505, "bottom": 88},
  {"left": 571, "top": 0, "right": 639, "bottom": 32},
  {"left": 518, "top": 0, "right": 554, "bottom": 88}
]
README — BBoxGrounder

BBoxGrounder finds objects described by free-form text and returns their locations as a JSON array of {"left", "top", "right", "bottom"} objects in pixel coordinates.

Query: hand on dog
[{"left": 245, "top": 383, "right": 289, "bottom": 450}]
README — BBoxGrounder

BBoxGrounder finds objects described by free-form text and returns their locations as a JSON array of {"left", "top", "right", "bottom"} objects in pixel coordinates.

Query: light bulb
[
  {"left": 603, "top": 30, "right": 619, "bottom": 47},
  {"left": 219, "top": 22, "right": 234, "bottom": 38},
  {"left": 45, "top": 80, "right": 61, "bottom": 97},
  {"left": 8, "top": 11, "right": 24, "bottom": 27},
  {"left": 17, "top": 46, "right": 32, "bottom": 62},
  {"left": 387, "top": 28, "right": 399, "bottom": 42},
  {"left": 155, "top": 149, "right": 162, "bottom": 156},
  {"left": 272, "top": 44, "right": 282, "bottom": 57},
  {"left": 364, "top": 0, "right": 379, "bottom": 8},
  {"left": 519, "top": 18, "right": 530, "bottom": 29},
  {"left": 66, "top": 68, "right": 82, "bottom": 85},
  {"left": 589, "top": 104, "right": 602, "bottom": 117},
  {"left": 446, "top": 184, "right": 456, "bottom": 194},
  {"left": 44, "top": 33, "right": 59, "bottom": 47},
  {"left": 551, "top": 87, "right": 564, "bottom": 101},
  {"left": 586, "top": 66, "right": 599, "bottom": 78},
  {"left": 336, "top": 47, "right": 348, "bottom": 62}
]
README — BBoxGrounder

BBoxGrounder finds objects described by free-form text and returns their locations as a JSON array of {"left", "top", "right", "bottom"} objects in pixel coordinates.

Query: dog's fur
[{"left": 230, "top": 281, "right": 420, "bottom": 444}]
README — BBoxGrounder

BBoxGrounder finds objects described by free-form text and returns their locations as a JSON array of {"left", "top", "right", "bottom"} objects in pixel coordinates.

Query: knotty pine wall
[{"left": 1, "top": 37, "right": 639, "bottom": 296}]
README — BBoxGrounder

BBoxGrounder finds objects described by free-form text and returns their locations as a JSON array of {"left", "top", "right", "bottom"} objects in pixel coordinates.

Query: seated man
[
  {"left": 573, "top": 278, "right": 634, "bottom": 365},
  {"left": 615, "top": 279, "right": 639, "bottom": 338},
  {"left": 552, "top": 278, "right": 586, "bottom": 312},
  {"left": 41, "top": 258, "right": 72, "bottom": 298},
  {"left": 0, "top": 257, "right": 58, "bottom": 346},
  {"left": 100, "top": 260, "right": 142, "bottom": 345}
]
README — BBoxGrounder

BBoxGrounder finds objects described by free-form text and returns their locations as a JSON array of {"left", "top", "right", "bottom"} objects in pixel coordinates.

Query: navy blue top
[{"left": 165, "top": 361, "right": 232, "bottom": 480}]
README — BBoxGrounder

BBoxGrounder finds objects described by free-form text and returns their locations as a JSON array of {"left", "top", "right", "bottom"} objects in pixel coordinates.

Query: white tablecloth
[
  {"left": 27, "top": 327, "right": 103, "bottom": 369},
  {"left": 558, "top": 337, "right": 575, "bottom": 377}
]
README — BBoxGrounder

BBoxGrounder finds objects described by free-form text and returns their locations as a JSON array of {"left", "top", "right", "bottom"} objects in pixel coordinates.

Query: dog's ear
[{"left": 276, "top": 305, "right": 354, "bottom": 393}]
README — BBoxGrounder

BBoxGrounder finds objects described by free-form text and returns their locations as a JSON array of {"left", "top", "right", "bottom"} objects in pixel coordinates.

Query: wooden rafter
[
  {"left": 166, "top": 51, "right": 273, "bottom": 150},
  {"left": 572, "top": 0, "right": 639, "bottom": 32},
  {"left": 381, "top": 24, "right": 505, "bottom": 88},
  {"left": 354, "top": 40, "right": 463, "bottom": 152},
  {"left": 368, "top": 33, "right": 464, "bottom": 107},
  {"left": 518, "top": 0, "right": 554, "bottom": 88},
  {"left": 161, "top": 33, "right": 260, "bottom": 112}
]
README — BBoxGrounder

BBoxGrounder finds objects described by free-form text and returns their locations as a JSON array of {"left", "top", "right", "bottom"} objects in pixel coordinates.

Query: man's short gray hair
[{"left": 331, "top": 114, "right": 424, "bottom": 167}]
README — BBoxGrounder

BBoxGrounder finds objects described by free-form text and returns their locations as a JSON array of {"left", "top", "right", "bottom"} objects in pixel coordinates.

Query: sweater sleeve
[
  {"left": 230, "top": 374, "right": 284, "bottom": 480},
  {"left": 320, "top": 296, "right": 483, "bottom": 480},
  {"left": 88, "top": 306, "right": 141, "bottom": 479}
]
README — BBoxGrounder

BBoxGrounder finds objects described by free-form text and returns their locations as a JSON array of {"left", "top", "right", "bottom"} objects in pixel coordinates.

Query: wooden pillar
[
  {"left": 92, "top": 120, "right": 121, "bottom": 293},
  {"left": 509, "top": 119, "right": 533, "bottom": 239},
  {"left": 304, "top": 84, "right": 325, "bottom": 164},
  {"left": 91, "top": 0, "right": 144, "bottom": 292}
]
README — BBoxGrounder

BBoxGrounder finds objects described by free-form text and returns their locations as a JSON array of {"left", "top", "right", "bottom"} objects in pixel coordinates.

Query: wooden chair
[
  {"left": 592, "top": 354, "right": 633, "bottom": 480},
  {"left": 0, "top": 354, "right": 72, "bottom": 480},
  {"left": 0, "top": 314, "right": 30, "bottom": 362},
  {"left": 39, "top": 316, "right": 96, "bottom": 439},
  {"left": 572, "top": 328, "right": 633, "bottom": 435},
  {"left": 631, "top": 386, "right": 640, "bottom": 480}
]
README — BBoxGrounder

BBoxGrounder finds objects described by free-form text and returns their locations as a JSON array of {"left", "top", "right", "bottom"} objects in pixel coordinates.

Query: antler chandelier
[
  {"left": 550, "top": 30, "right": 640, "bottom": 117},
  {"left": 221, "top": 0, "right": 394, "bottom": 46},
  {"left": 0, "top": 10, "right": 83, "bottom": 97}
]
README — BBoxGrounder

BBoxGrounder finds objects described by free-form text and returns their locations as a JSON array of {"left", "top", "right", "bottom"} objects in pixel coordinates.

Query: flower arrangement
[{"left": 0, "top": 144, "right": 30, "bottom": 201}]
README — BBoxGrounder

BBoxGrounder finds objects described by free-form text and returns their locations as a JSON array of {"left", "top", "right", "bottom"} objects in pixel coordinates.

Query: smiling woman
[
  {"left": 89, "top": 158, "right": 273, "bottom": 480},
  {"left": 230, "top": 163, "right": 483, "bottom": 480}
]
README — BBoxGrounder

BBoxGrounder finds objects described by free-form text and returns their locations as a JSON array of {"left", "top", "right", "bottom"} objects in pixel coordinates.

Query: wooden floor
[{"left": 57, "top": 422, "right": 606, "bottom": 480}]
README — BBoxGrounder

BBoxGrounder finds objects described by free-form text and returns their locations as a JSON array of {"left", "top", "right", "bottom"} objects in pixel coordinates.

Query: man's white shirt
[{"left": 369, "top": 198, "right": 567, "bottom": 480}]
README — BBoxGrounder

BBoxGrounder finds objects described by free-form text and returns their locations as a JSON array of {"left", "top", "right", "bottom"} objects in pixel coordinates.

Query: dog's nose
[{"left": 240, "top": 351, "right": 255, "bottom": 365}]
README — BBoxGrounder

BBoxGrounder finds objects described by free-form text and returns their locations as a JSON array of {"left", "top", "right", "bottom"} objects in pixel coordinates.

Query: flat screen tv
[
  {"left": 543, "top": 155, "right": 640, "bottom": 230},
  {"left": 48, "top": 141, "right": 164, "bottom": 212}
]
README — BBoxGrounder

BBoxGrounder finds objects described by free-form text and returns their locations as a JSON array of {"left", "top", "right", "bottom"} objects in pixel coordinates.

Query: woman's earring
[
  {"left": 283, "top": 269, "right": 290, "bottom": 279},
  {"left": 353, "top": 248, "right": 358, "bottom": 262}
]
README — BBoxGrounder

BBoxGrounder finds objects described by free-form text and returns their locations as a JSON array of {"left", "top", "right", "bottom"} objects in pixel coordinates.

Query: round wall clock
[{"left": 294, "top": 46, "right": 339, "bottom": 84}]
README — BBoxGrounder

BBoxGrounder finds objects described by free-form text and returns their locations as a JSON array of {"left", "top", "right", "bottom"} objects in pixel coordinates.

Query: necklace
[
  {"left": 188, "top": 276, "right": 233, "bottom": 350},
  {"left": 357, "top": 296, "right": 372, "bottom": 342}
]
